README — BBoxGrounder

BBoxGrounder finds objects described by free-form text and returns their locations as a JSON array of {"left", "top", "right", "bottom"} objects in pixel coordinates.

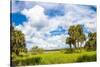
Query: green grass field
[{"left": 12, "top": 51, "right": 96, "bottom": 66}]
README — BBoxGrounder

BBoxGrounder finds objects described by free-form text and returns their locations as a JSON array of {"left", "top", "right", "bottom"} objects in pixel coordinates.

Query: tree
[
  {"left": 66, "top": 37, "right": 72, "bottom": 50},
  {"left": 30, "top": 46, "right": 44, "bottom": 54},
  {"left": 67, "top": 24, "right": 85, "bottom": 49},
  {"left": 79, "top": 34, "right": 86, "bottom": 48},
  {"left": 68, "top": 25, "right": 77, "bottom": 48},
  {"left": 11, "top": 26, "right": 26, "bottom": 55},
  {"left": 75, "top": 24, "right": 84, "bottom": 48},
  {"left": 84, "top": 32, "right": 96, "bottom": 51}
]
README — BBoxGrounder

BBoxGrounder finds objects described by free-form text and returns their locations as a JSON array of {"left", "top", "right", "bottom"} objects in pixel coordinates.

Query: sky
[{"left": 11, "top": 0, "right": 97, "bottom": 50}]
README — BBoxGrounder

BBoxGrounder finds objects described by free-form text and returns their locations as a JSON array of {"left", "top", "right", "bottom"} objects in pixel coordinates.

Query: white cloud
[
  {"left": 22, "top": 5, "right": 46, "bottom": 21},
  {"left": 15, "top": 3, "right": 96, "bottom": 50}
]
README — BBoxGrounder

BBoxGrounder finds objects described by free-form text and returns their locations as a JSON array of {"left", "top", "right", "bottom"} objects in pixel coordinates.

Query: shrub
[
  {"left": 11, "top": 56, "right": 42, "bottom": 66},
  {"left": 30, "top": 47, "right": 44, "bottom": 54},
  {"left": 64, "top": 49, "right": 74, "bottom": 53},
  {"left": 77, "top": 54, "right": 96, "bottom": 62}
]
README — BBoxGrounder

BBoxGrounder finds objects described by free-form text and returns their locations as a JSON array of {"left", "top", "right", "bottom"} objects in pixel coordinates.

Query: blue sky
[
  {"left": 44, "top": 4, "right": 65, "bottom": 18},
  {"left": 11, "top": 12, "right": 27, "bottom": 25},
  {"left": 11, "top": 0, "right": 96, "bottom": 50}
]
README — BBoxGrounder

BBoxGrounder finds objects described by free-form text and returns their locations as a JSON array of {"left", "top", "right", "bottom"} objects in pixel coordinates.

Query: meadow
[{"left": 12, "top": 51, "right": 96, "bottom": 66}]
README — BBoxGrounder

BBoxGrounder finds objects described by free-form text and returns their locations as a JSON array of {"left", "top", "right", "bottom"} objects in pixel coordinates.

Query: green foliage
[
  {"left": 85, "top": 32, "right": 96, "bottom": 51},
  {"left": 68, "top": 25, "right": 76, "bottom": 48},
  {"left": 66, "top": 37, "right": 72, "bottom": 50},
  {"left": 11, "top": 26, "right": 27, "bottom": 56},
  {"left": 77, "top": 52, "right": 96, "bottom": 62},
  {"left": 12, "top": 56, "right": 42, "bottom": 66},
  {"left": 30, "top": 46, "right": 44, "bottom": 54},
  {"left": 66, "top": 24, "right": 96, "bottom": 52},
  {"left": 12, "top": 51, "right": 96, "bottom": 66},
  {"left": 66, "top": 24, "right": 86, "bottom": 50},
  {"left": 11, "top": 26, "right": 27, "bottom": 66},
  {"left": 64, "top": 48, "right": 86, "bottom": 53}
]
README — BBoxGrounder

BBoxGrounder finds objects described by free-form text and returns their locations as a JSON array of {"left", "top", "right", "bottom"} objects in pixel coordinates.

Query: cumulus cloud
[{"left": 14, "top": 2, "right": 96, "bottom": 50}]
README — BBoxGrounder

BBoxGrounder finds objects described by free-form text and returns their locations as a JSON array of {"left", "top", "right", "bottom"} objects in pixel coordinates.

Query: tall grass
[
  {"left": 12, "top": 56, "right": 42, "bottom": 66},
  {"left": 11, "top": 51, "right": 96, "bottom": 66},
  {"left": 77, "top": 52, "right": 96, "bottom": 62}
]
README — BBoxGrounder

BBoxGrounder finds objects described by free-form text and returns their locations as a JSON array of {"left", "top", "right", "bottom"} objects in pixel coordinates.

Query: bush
[
  {"left": 31, "top": 48, "right": 44, "bottom": 54},
  {"left": 64, "top": 49, "right": 74, "bottom": 53},
  {"left": 33, "top": 49, "right": 44, "bottom": 54},
  {"left": 11, "top": 56, "right": 42, "bottom": 66},
  {"left": 77, "top": 54, "right": 96, "bottom": 62},
  {"left": 18, "top": 52, "right": 28, "bottom": 57},
  {"left": 64, "top": 49, "right": 82, "bottom": 53}
]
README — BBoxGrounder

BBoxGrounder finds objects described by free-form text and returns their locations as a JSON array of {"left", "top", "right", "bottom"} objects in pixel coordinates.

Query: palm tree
[
  {"left": 85, "top": 32, "right": 96, "bottom": 51},
  {"left": 67, "top": 24, "right": 85, "bottom": 49},
  {"left": 66, "top": 37, "right": 72, "bottom": 51},
  {"left": 75, "top": 24, "right": 83, "bottom": 48},
  {"left": 11, "top": 27, "right": 26, "bottom": 55},
  {"left": 68, "top": 25, "right": 77, "bottom": 48},
  {"left": 79, "top": 34, "right": 86, "bottom": 48}
]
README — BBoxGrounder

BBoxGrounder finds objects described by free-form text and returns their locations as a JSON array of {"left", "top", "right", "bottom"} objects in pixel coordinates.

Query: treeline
[{"left": 66, "top": 24, "right": 96, "bottom": 52}]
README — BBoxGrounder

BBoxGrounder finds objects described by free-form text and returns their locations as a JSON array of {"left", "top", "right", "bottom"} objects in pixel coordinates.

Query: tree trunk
[
  {"left": 69, "top": 44, "right": 72, "bottom": 52},
  {"left": 78, "top": 42, "right": 80, "bottom": 49},
  {"left": 74, "top": 43, "right": 77, "bottom": 49}
]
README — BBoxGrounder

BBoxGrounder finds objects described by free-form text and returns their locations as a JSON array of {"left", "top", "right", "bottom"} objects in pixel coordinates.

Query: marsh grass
[{"left": 12, "top": 51, "right": 96, "bottom": 66}]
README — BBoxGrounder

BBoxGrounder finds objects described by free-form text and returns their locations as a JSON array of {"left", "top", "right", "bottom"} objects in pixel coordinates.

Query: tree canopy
[
  {"left": 85, "top": 32, "right": 96, "bottom": 51},
  {"left": 66, "top": 24, "right": 86, "bottom": 49},
  {"left": 11, "top": 25, "right": 27, "bottom": 55},
  {"left": 66, "top": 24, "right": 96, "bottom": 51}
]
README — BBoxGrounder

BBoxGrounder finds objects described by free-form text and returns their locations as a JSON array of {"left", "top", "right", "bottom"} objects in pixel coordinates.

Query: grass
[
  {"left": 12, "top": 51, "right": 96, "bottom": 66},
  {"left": 38, "top": 51, "right": 96, "bottom": 64}
]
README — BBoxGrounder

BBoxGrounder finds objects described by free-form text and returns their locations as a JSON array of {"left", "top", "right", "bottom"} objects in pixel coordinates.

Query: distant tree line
[{"left": 30, "top": 46, "right": 44, "bottom": 54}]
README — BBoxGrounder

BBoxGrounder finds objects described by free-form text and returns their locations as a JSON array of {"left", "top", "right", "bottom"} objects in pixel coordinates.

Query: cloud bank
[{"left": 11, "top": 1, "right": 96, "bottom": 50}]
